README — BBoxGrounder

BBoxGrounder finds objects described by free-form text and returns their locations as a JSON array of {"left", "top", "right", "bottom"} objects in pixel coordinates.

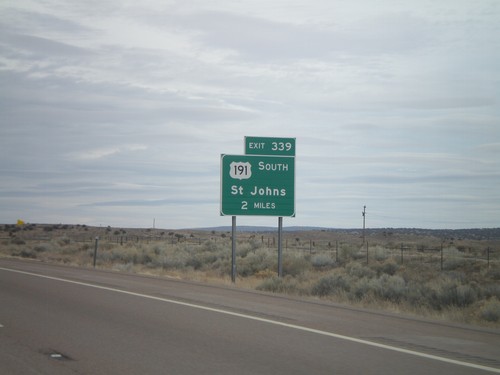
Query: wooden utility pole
[{"left": 362, "top": 205, "right": 366, "bottom": 244}]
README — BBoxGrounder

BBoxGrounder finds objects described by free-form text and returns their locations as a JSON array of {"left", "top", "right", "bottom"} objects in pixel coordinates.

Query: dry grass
[{"left": 1, "top": 224, "right": 499, "bottom": 327}]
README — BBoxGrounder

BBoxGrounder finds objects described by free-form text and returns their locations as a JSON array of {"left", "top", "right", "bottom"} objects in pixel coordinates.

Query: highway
[{"left": 1, "top": 258, "right": 499, "bottom": 374}]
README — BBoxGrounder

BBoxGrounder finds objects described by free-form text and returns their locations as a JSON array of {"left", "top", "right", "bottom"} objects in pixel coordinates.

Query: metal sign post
[
  {"left": 231, "top": 216, "right": 236, "bottom": 282},
  {"left": 278, "top": 216, "right": 283, "bottom": 277}
]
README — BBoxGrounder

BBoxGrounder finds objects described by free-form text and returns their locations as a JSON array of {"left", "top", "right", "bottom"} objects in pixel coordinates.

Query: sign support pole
[
  {"left": 278, "top": 216, "right": 283, "bottom": 277},
  {"left": 222, "top": 136, "right": 296, "bottom": 281},
  {"left": 231, "top": 216, "right": 236, "bottom": 283}
]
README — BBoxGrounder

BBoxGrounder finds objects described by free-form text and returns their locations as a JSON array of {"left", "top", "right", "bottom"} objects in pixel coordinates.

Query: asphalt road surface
[{"left": 1, "top": 258, "right": 499, "bottom": 374}]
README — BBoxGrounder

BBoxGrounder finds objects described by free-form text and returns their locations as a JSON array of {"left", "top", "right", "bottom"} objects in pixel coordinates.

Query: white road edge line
[{"left": 2, "top": 266, "right": 499, "bottom": 374}]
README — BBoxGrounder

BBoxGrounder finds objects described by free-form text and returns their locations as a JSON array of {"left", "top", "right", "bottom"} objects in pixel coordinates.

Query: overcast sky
[{"left": 1, "top": 0, "right": 499, "bottom": 229}]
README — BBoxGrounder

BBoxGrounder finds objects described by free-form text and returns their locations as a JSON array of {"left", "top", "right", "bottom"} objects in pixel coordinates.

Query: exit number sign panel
[{"left": 245, "top": 137, "right": 296, "bottom": 156}]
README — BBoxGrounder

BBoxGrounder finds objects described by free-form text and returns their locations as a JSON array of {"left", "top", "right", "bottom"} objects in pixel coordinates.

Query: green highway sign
[
  {"left": 220, "top": 154, "right": 295, "bottom": 217},
  {"left": 245, "top": 136, "right": 296, "bottom": 156}
]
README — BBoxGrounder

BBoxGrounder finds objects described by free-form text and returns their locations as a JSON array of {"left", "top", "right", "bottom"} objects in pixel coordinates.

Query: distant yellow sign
[{"left": 17, "top": 219, "right": 25, "bottom": 226}]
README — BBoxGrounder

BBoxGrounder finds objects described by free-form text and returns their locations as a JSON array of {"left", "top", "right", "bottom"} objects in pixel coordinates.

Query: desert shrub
[
  {"left": 34, "top": 243, "right": 52, "bottom": 252},
  {"left": 257, "top": 275, "right": 300, "bottom": 294},
  {"left": 102, "top": 245, "right": 155, "bottom": 266},
  {"left": 372, "top": 274, "right": 407, "bottom": 303},
  {"left": 444, "top": 270, "right": 466, "bottom": 283},
  {"left": 112, "top": 263, "right": 134, "bottom": 273},
  {"left": 11, "top": 238, "right": 25, "bottom": 245},
  {"left": 350, "top": 277, "right": 372, "bottom": 301},
  {"left": 187, "top": 250, "right": 220, "bottom": 270},
  {"left": 112, "top": 248, "right": 136, "bottom": 263},
  {"left": 480, "top": 298, "right": 500, "bottom": 322},
  {"left": 152, "top": 245, "right": 163, "bottom": 255},
  {"left": 196, "top": 251, "right": 219, "bottom": 267},
  {"left": 236, "top": 239, "right": 261, "bottom": 258},
  {"left": 201, "top": 240, "right": 219, "bottom": 253},
  {"left": 311, "top": 274, "right": 349, "bottom": 297},
  {"left": 443, "top": 257, "right": 468, "bottom": 271},
  {"left": 211, "top": 257, "right": 232, "bottom": 276},
  {"left": 254, "top": 269, "right": 276, "bottom": 278},
  {"left": 373, "top": 246, "right": 389, "bottom": 261},
  {"left": 483, "top": 283, "right": 500, "bottom": 299},
  {"left": 237, "top": 249, "right": 274, "bottom": 277},
  {"left": 101, "top": 242, "right": 117, "bottom": 251},
  {"left": 485, "top": 268, "right": 500, "bottom": 281},
  {"left": 235, "top": 243, "right": 253, "bottom": 258},
  {"left": 405, "top": 282, "right": 434, "bottom": 308},
  {"left": 136, "top": 251, "right": 153, "bottom": 265},
  {"left": 236, "top": 238, "right": 262, "bottom": 257},
  {"left": 311, "top": 254, "right": 337, "bottom": 269},
  {"left": 60, "top": 245, "right": 79, "bottom": 255},
  {"left": 346, "top": 262, "right": 375, "bottom": 279},
  {"left": 18, "top": 249, "right": 37, "bottom": 258},
  {"left": 247, "top": 238, "right": 261, "bottom": 251},
  {"left": 375, "top": 260, "right": 399, "bottom": 276},
  {"left": 80, "top": 243, "right": 92, "bottom": 251},
  {"left": 454, "top": 284, "right": 479, "bottom": 307},
  {"left": 430, "top": 281, "right": 478, "bottom": 309},
  {"left": 283, "top": 255, "right": 310, "bottom": 276},
  {"left": 159, "top": 248, "right": 192, "bottom": 270},
  {"left": 352, "top": 250, "right": 367, "bottom": 260},
  {"left": 57, "top": 236, "right": 71, "bottom": 246},
  {"left": 340, "top": 244, "right": 359, "bottom": 260}
]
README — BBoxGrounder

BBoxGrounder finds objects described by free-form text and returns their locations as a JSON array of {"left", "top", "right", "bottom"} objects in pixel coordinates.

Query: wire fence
[
  {"left": 266, "top": 238, "right": 498, "bottom": 269},
  {"left": 2, "top": 230, "right": 499, "bottom": 271}
]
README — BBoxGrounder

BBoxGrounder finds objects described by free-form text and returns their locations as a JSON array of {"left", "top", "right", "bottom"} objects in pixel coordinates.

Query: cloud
[
  {"left": 0, "top": 31, "right": 90, "bottom": 59},
  {"left": 82, "top": 197, "right": 211, "bottom": 207},
  {"left": 0, "top": 8, "right": 91, "bottom": 34},
  {"left": 475, "top": 142, "right": 500, "bottom": 154},
  {"left": 0, "top": 0, "right": 498, "bottom": 229},
  {"left": 71, "top": 144, "right": 148, "bottom": 161},
  {"left": 167, "top": 10, "right": 435, "bottom": 61}
]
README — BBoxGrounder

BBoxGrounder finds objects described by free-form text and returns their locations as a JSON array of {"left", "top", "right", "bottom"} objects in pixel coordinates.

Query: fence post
[
  {"left": 366, "top": 241, "right": 369, "bottom": 264},
  {"left": 400, "top": 243, "right": 404, "bottom": 265},
  {"left": 440, "top": 242, "right": 444, "bottom": 271},
  {"left": 93, "top": 236, "right": 99, "bottom": 268},
  {"left": 336, "top": 240, "right": 339, "bottom": 262}
]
